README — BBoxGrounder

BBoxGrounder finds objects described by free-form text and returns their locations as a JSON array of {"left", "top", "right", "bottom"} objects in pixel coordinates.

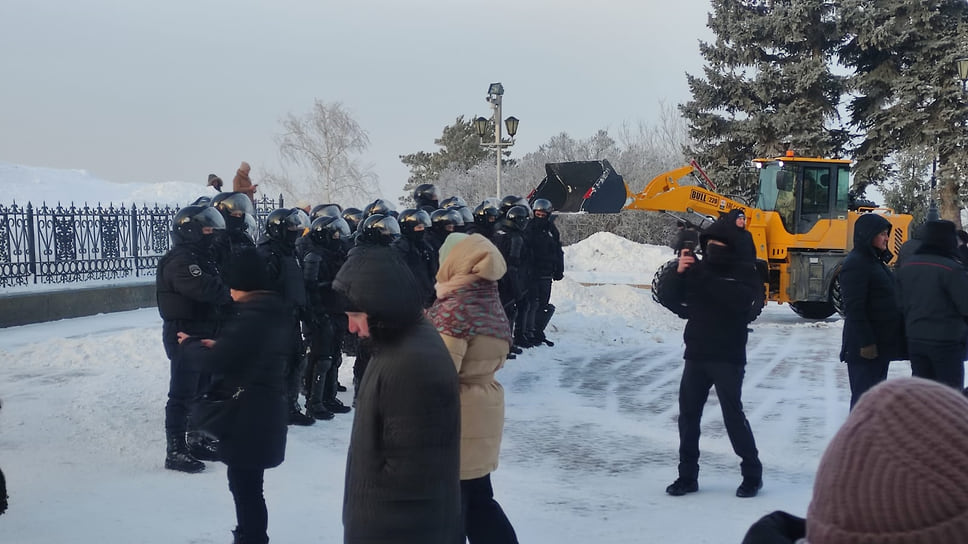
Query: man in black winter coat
[
  {"left": 493, "top": 205, "right": 532, "bottom": 353},
  {"left": 156, "top": 205, "right": 233, "bottom": 473},
  {"left": 839, "top": 213, "right": 905, "bottom": 408},
  {"left": 333, "top": 244, "right": 461, "bottom": 544},
  {"left": 393, "top": 208, "right": 438, "bottom": 309},
  {"left": 659, "top": 219, "right": 765, "bottom": 499},
  {"left": 896, "top": 220, "right": 968, "bottom": 389}
]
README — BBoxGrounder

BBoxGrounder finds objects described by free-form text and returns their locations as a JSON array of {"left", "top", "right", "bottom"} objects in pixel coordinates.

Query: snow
[{"left": 0, "top": 163, "right": 922, "bottom": 543}]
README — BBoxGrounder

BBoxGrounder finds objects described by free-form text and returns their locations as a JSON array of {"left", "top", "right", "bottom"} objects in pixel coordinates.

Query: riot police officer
[{"left": 156, "top": 205, "right": 232, "bottom": 473}]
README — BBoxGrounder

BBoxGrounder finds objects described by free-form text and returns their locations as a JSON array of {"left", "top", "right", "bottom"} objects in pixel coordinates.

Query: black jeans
[
  {"left": 846, "top": 355, "right": 890, "bottom": 409},
  {"left": 461, "top": 474, "right": 518, "bottom": 544},
  {"left": 227, "top": 466, "right": 268, "bottom": 544},
  {"left": 908, "top": 339, "right": 966, "bottom": 390},
  {"left": 165, "top": 353, "right": 203, "bottom": 434},
  {"left": 677, "top": 360, "right": 761, "bottom": 481}
]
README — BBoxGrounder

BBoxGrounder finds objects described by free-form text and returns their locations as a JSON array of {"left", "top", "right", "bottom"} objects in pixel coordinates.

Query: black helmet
[
  {"left": 310, "top": 203, "right": 343, "bottom": 221},
  {"left": 341, "top": 207, "right": 364, "bottom": 233},
  {"left": 440, "top": 196, "right": 468, "bottom": 210},
  {"left": 192, "top": 195, "right": 212, "bottom": 207},
  {"left": 413, "top": 183, "right": 440, "bottom": 208},
  {"left": 363, "top": 198, "right": 396, "bottom": 219},
  {"left": 211, "top": 192, "right": 256, "bottom": 233},
  {"left": 398, "top": 208, "right": 432, "bottom": 236},
  {"left": 172, "top": 205, "right": 225, "bottom": 244},
  {"left": 500, "top": 195, "right": 527, "bottom": 216},
  {"left": 456, "top": 206, "right": 474, "bottom": 225},
  {"left": 531, "top": 198, "right": 554, "bottom": 215},
  {"left": 309, "top": 216, "right": 351, "bottom": 246},
  {"left": 473, "top": 200, "right": 501, "bottom": 226},
  {"left": 266, "top": 208, "right": 310, "bottom": 245},
  {"left": 431, "top": 208, "right": 463, "bottom": 232},
  {"left": 502, "top": 205, "right": 530, "bottom": 231},
  {"left": 358, "top": 214, "right": 401, "bottom": 246}
]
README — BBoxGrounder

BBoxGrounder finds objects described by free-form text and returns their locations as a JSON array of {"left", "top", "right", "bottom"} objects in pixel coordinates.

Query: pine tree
[
  {"left": 680, "top": 0, "right": 847, "bottom": 202},
  {"left": 840, "top": 0, "right": 968, "bottom": 223},
  {"left": 398, "top": 116, "right": 495, "bottom": 206}
]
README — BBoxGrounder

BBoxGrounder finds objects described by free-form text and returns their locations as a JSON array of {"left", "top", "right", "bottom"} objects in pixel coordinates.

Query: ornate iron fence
[{"left": 0, "top": 194, "right": 283, "bottom": 288}]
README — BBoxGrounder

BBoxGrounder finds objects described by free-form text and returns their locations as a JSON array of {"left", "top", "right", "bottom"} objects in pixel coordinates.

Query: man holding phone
[{"left": 658, "top": 218, "right": 765, "bottom": 499}]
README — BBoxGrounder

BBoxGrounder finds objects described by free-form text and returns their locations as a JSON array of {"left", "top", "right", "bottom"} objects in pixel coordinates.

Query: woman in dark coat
[
  {"left": 333, "top": 244, "right": 462, "bottom": 544},
  {"left": 838, "top": 213, "right": 904, "bottom": 408},
  {"left": 179, "top": 247, "right": 290, "bottom": 544}
]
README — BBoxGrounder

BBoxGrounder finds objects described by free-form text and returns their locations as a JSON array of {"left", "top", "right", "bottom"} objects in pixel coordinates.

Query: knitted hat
[
  {"left": 806, "top": 377, "right": 968, "bottom": 543},
  {"left": 917, "top": 220, "right": 957, "bottom": 254},
  {"left": 207, "top": 174, "right": 222, "bottom": 187},
  {"left": 223, "top": 247, "right": 273, "bottom": 292},
  {"left": 238, "top": 161, "right": 251, "bottom": 174}
]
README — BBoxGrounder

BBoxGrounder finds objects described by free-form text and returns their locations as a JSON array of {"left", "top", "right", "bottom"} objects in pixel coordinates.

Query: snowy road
[{"left": 0, "top": 296, "right": 916, "bottom": 543}]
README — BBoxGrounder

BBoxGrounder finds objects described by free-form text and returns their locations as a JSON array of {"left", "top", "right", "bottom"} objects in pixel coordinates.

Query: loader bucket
[{"left": 529, "top": 160, "right": 628, "bottom": 213}]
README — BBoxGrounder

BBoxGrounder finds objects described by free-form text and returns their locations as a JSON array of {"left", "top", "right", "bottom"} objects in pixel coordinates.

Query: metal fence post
[
  {"left": 26, "top": 202, "right": 36, "bottom": 284},
  {"left": 131, "top": 204, "right": 139, "bottom": 277}
]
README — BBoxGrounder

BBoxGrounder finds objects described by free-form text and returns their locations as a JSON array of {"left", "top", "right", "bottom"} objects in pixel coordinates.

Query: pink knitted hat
[{"left": 806, "top": 377, "right": 968, "bottom": 543}]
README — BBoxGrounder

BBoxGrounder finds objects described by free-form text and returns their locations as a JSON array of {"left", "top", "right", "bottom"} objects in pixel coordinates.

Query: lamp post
[{"left": 475, "top": 82, "right": 519, "bottom": 197}]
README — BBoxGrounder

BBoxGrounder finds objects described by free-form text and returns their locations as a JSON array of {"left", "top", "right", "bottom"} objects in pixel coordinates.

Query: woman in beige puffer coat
[{"left": 427, "top": 232, "right": 518, "bottom": 544}]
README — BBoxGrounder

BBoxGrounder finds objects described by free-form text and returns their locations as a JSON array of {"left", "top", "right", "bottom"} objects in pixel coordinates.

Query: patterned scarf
[{"left": 427, "top": 279, "right": 512, "bottom": 345}]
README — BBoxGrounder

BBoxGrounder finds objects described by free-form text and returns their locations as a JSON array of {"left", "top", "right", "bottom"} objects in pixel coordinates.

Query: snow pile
[
  {"left": 564, "top": 230, "right": 674, "bottom": 285},
  {"left": 0, "top": 161, "right": 218, "bottom": 207}
]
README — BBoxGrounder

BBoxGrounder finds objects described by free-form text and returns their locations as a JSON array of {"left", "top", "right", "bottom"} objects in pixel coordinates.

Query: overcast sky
[{"left": 0, "top": 1, "right": 713, "bottom": 201}]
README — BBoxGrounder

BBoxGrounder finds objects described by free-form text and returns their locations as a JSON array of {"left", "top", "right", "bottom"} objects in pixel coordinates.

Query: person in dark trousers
[
  {"left": 523, "top": 198, "right": 564, "bottom": 347},
  {"left": 838, "top": 213, "right": 905, "bottom": 408},
  {"left": 658, "top": 219, "right": 765, "bottom": 498},
  {"left": 394, "top": 208, "right": 438, "bottom": 309},
  {"left": 257, "top": 208, "right": 315, "bottom": 426},
  {"left": 492, "top": 205, "right": 531, "bottom": 357},
  {"left": 896, "top": 220, "right": 968, "bottom": 390},
  {"left": 178, "top": 247, "right": 290, "bottom": 544},
  {"left": 428, "top": 233, "right": 518, "bottom": 544},
  {"left": 334, "top": 243, "right": 461, "bottom": 544},
  {"left": 302, "top": 215, "right": 354, "bottom": 419},
  {"left": 156, "top": 205, "right": 232, "bottom": 473}
]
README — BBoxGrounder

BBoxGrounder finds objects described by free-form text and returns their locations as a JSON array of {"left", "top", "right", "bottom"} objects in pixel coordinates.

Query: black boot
[
  {"left": 165, "top": 431, "right": 205, "bottom": 473},
  {"left": 323, "top": 398, "right": 352, "bottom": 414},
  {"left": 186, "top": 431, "right": 220, "bottom": 462},
  {"left": 288, "top": 402, "right": 315, "bottom": 426}
]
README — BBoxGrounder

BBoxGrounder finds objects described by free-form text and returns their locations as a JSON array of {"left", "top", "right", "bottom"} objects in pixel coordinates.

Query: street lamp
[{"left": 475, "top": 82, "right": 519, "bottom": 197}]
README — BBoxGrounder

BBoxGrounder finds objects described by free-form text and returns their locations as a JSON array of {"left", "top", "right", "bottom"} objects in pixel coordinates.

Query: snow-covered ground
[{"left": 0, "top": 230, "right": 921, "bottom": 544}]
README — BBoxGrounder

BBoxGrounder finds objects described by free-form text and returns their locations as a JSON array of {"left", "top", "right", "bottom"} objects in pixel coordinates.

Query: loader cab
[{"left": 754, "top": 156, "right": 851, "bottom": 235}]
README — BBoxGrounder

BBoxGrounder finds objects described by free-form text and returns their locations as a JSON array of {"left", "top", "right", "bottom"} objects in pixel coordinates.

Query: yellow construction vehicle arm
[{"left": 626, "top": 164, "right": 748, "bottom": 219}]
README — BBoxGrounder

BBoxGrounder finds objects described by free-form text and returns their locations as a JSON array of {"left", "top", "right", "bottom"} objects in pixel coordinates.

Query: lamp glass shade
[
  {"left": 487, "top": 82, "right": 504, "bottom": 96},
  {"left": 474, "top": 116, "right": 489, "bottom": 138},
  {"left": 958, "top": 58, "right": 968, "bottom": 83},
  {"left": 504, "top": 116, "right": 519, "bottom": 137}
]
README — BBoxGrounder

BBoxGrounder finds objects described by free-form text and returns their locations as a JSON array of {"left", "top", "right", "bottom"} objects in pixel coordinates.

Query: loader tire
[
  {"left": 651, "top": 259, "right": 688, "bottom": 319},
  {"left": 830, "top": 274, "right": 845, "bottom": 317},
  {"left": 789, "top": 301, "right": 837, "bottom": 320}
]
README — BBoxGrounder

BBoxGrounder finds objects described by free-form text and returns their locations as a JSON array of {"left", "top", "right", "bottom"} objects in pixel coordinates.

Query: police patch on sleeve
[{"left": 188, "top": 264, "right": 202, "bottom": 277}]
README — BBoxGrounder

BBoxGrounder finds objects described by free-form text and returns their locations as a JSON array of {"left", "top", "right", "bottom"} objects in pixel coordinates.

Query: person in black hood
[
  {"left": 725, "top": 208, "right": 757, "bottom": 263},
  {"left": 178, "top": 247, "right": 291, "bottom": 544},
  {"left": 658, "top": 218, "right": 765, "bottom": 499},
  {"left": 896, "top": 220, "right": 968, "bottom": 389},
  {"left": 838, "top": 213, "right": 905, "bottom": 408},
  {"left": 333, "top": 245, "right": 461, "bottom": 544}
]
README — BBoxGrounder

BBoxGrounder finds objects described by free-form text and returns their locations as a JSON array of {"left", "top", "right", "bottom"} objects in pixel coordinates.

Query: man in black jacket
[
  {"left": 839, "top": 213, "right": 905, "bottom": 408},
  {"left": 659, "top": 219, "right": 765, "bottom": 498},
  {"left": 156, "top": 205, "right": 233, "bottom": 473},
  {"left": 257, "top": 208, "right": 315, "bottom": 426},
  {"left": 523, "top": 199, "right": 564, "bottom": 347},
  {"left": 896, "top": 220, "right": 968, "bottom": 389},
  {"left": 393, "top": 209, "right": 438, "bottom": 309},
  {"left": 334, "top": 244, "right": 461, "bottom": 544}
]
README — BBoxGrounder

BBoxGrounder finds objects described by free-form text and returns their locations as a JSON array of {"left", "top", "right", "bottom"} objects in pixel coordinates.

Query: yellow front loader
[{"left": 529, "top": 153, "right": 912, "bottom": 319}]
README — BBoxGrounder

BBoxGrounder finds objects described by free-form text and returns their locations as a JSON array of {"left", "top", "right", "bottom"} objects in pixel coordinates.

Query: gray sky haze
[{"left": 1, "top": 1, "right": 712, "bottom": 201}]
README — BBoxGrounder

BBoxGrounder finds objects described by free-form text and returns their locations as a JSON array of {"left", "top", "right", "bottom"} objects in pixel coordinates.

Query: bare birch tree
[{"left": 270, "top": 99, "right": 379, "bottom": 208}]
